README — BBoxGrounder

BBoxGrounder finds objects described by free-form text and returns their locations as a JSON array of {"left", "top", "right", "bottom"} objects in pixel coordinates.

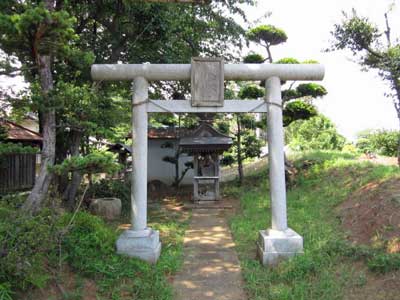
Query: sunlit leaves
[{"left": 246, "top": 24, "right": 287, "bottom": 46}]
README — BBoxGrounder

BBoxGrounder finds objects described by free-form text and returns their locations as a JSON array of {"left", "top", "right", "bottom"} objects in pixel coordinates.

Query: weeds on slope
[{"left": 226, "top": 151, "right": 400, "bottom": 300}]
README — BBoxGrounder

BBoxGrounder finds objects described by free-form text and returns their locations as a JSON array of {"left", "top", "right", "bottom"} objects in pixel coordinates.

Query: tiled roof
[
  {"left": 1, "top": 119, "right": 43, "bottom": 141},
  {"left": 127, "top": 127, "right": 193, "bottom": 139}
]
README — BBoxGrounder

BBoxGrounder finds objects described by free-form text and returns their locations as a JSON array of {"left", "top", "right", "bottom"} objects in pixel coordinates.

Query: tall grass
[{"left": 226, "top": 151, "right": 400, "bottom": 300}]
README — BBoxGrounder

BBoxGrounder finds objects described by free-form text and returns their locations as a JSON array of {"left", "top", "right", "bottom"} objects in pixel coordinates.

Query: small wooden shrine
[{"left": 179, "top": 122, "right": 232, "bottom": 202}]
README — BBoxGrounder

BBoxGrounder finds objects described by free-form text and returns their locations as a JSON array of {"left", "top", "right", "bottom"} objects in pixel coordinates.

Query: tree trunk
[
  {"left": 55, "top": 131, "right": 69, "bottom": 195},
  {"left": 22, "top": 55, "right": 56, "bottom": 213},
  {"left": 22, "top": 0, "right": 56, "bottom": 214},
  {"left": 63, "top": 130, "right": 83, "bottom": 209},
  {"left": 236, "top": 115, "right": 244, "bottom": 185},
  {"left": 391, "top": 74, "right": 400, "bottom": 167},
  {"left": 397, "top": 111, "right": 400, "bottom": 167},
  {"left": 266, "top": 44, "right": 273, "bottom": 63}
]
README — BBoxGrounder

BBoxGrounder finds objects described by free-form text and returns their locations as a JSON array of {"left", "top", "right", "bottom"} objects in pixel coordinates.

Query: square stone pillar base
[
  {"left": 116, "top": 228, "right": 161, "bottom": 264},
  {"left": 257, "top": 228, "right": 303, "bottom": 266}
]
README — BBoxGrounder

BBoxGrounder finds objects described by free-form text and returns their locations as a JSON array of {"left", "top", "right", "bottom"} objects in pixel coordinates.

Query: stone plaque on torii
[{"left": 91, "top": 59, "right": 325, "bottom": 266}]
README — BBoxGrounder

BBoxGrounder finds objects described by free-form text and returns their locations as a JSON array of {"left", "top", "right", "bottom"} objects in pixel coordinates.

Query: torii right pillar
[{"left": 257, "top": 76, "right": 303, "bottom": 266}]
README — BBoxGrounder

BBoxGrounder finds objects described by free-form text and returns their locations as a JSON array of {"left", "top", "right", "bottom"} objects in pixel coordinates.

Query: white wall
[{"left": 147, "top": 139, "right": 194, "bottom": 186}]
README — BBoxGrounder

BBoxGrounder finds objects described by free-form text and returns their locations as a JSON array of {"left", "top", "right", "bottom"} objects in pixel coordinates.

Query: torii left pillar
[{"left": 115, "top": 76, "right": 161, "bottom": 263}]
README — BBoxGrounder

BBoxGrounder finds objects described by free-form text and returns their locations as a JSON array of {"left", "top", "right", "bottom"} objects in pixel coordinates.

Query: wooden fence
[{"left": 0, "top": 153, "right": 37, "bottom": 193}]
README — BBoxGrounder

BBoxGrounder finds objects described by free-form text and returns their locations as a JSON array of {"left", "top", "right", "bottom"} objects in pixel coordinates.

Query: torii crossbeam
[{"left": 91, "top": 61, "right": 325, "bottom": 266}]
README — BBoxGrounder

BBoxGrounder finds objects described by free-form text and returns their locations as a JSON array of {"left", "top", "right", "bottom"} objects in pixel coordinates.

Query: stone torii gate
[{"left": 91, "top": 59, "right": 325, "bottom": 266}]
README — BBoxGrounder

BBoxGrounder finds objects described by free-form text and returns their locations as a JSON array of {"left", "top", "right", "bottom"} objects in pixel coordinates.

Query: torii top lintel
[{"left": 91, "top": 63, "right": 325, "bottom": 82}]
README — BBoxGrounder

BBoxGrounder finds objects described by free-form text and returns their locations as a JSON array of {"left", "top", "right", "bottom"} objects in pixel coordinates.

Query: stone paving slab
[{"left": 173, "top": 209, "right": 247, "bottom": 300}]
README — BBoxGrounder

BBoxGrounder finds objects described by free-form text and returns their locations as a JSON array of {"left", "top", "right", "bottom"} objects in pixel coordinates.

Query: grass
[
  {"left": 59, "top": 204, "right": 190, "bottom": 300},
  {"left": 0, "top": 193, "right": 189, "bottom": 300},
  {"left": 224, "top": 151, "right": 400, "bottom": 300}
]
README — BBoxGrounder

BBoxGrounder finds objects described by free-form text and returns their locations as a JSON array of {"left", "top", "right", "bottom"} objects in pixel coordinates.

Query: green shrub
[
  {"left": 286, "top": 115, "right": 346, "bottom": 151},
  {"left": 58, "top": 212, "right": 117, "bottom": 276},
  {"left": 58, "top": 212, "right": 176, "bottom": 298},
  {"left": 356, "top": 129, "right": 400, "bottom": 157},
  {"left": 0, "top": 143, "right": 38, "bottom": 155},
  {"left": 243, "top": 53, "right": 265, "bottom": 63},
  {"left": 0, "top": 203, "right": 58, "bottom": 291}
]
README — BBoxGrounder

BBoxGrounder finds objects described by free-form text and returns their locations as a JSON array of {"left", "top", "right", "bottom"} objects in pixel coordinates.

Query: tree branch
[{"left": 384, "top": 12, "right": 392, "bottom": 48}]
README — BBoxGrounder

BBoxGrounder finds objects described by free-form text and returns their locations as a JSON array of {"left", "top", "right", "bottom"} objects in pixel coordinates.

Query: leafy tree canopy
[
  {"left": 296, "top": 83, "right": 327, "bottom": 98},
  {"left": 243, "top": 53, "right": 265, "bottom": 63},
  {"left": 356, "top": 129, "right": 400, "bottom": 157},
  {"left": 329, "top": 8, "right": 400, "bottom": 165},
  {"left": 286, "top": 115, "right": 346, "bottom": 151},
  {"left": 0, "top": 123, "right": 8, "bottom": 141},
  {"left": 283, "top": 100, "right": 318, "bottom": 127},
  {"left": 247, "top": 24, "right": 288, "bottom": 46}
]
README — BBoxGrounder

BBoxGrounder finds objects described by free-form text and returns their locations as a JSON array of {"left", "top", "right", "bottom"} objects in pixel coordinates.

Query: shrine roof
[{"left": 179, "top": 123, "right": 232, "bottom": 152}]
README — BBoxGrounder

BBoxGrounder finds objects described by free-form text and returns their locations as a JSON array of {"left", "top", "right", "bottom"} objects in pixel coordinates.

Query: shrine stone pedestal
[
  {"left": 257, "top": 228, "right": 303, "bottom": 266},
  {"left": 116, "top": 229, "right": 161, "bottom": 264}
]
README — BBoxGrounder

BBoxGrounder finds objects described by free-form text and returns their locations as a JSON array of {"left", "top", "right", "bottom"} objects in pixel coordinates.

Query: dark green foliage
[
  {"left": 247, "top": 24, "right": 288, "bottom": 46},
  {"left": 238, "top": 84, "right": 265, "bottom": 99},
  {"left": 0, "top": 125, "right": 8, "bottom": 142},
  {"left": 0, "top": 200, "right": 57, "bottom": 291},
  {"left": 356, "top": 129, "right": 400, "bottom": 156},
  {"left": 283, "top": 100, "right": 318, "bottom": 126},
  {"left": 245, "top": 23, "right": 328, "bottom": 128},
  {"left": 86, "top": 179, "right": 131, "bottom": 215},
  {"left": 51, "top": 151, "right": 121, "bottom": 175},
  {"left": 296, "top": 83, "right": 327, "bottom": 98},
  {"left": 58, "top": 211, "right": 187, "bottom": 299},
  {"left": 0, "top": 2, "right": 78, "bottom": 69},
  {"left": 243, "top": 53, "right": 265, "bottom": 63},
  {"left": 0, "top": 198, "right": 188, "bottom": 299},
  {"left": 282, "top": 83, "right": 327, "bottom": 103},
  {"left": 282, "top": 89, "right": 300, "bottom": 100},
  {"left": 216, "top": 121, "right": 230, "bottom": 134},
  {"left": 0, "top": 143, "right": 38, "bottom": 155},
  {"left": 286, "top": 115, "right": 346, "bottom": 151},
  {"left": 221, "top": 153, "right": 235, "bottom": 166},
  {"left": 58, "top": 212, "right": 117, "bottom": 277},
  {"left": 1, "top": 0, "right": 257, "bottom": 208},
  {"left": 242, "top": 134, "right": 262, "bottom": 158}
]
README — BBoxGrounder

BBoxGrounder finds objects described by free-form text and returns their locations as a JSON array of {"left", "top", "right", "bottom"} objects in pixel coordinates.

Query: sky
[{"left": 242, "top": 0, "right": 399, "bottom": 140}]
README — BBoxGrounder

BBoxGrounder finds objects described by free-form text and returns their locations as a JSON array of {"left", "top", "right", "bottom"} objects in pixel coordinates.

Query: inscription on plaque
[{"left": 191, "top": 57, "right": 224, "bottom": 107}]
